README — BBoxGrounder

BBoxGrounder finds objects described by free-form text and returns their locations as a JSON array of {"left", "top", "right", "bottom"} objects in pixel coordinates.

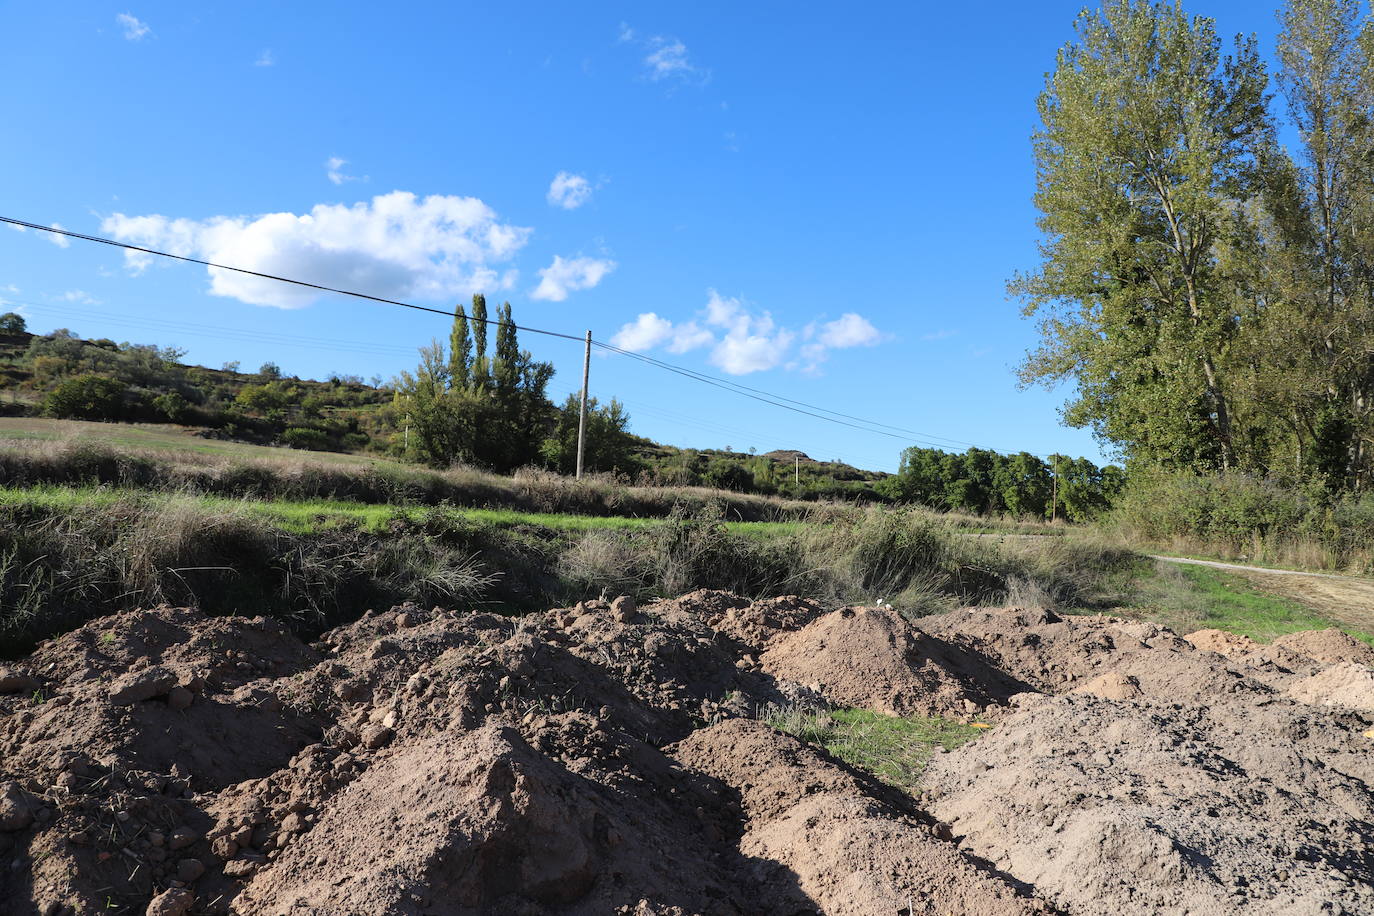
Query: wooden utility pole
[
  {"left": 575, "top": 330, "right": 591, "bottom": 479},
  {"left": 1050, "top": 454, "right": 1059, "bottom": 523},
  {"left": 794, "top": 455, "right": 799, "bottom": 485}
]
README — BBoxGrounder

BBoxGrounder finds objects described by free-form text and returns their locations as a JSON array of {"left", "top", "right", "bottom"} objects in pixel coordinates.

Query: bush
[
  {"left": 282, "top": 427, "right": 331, "bottom": 451},
  {"left": 43, "top": 375, "right": 127, "bottom": 420},
  {"left": 1106, "top": 468, "right": 1374, "bottom": 571}
]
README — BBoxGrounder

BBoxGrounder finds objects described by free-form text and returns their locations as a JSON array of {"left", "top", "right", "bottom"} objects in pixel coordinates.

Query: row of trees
[
  {"left": 880, "top": 447, "right": 1124, "bottom": 521},
  {"left": 1019, "top": 0, "right": 1374, "bottom": 490}
]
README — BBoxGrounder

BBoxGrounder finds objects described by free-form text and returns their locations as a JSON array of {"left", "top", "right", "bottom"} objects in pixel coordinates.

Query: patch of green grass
[
  {"left": 0, "top": 484, "right": 800, "bottom": 538},
  {"left": 764, "top": 706, "right": 983, "bottom": 792},
  {"left": 1118, "top": 560, "right": 1372, "bottom": 644}
]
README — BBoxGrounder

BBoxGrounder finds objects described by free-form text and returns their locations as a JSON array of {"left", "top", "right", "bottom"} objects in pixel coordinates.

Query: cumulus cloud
[
  {"left": 47, "top": 224, "right": 70, "bottom": 248},
  {"left": 116, "top": 13, "right": 150, "bottom": 41},
  {"left": 817, "top": 313, "right": 881, "bottom": 348},
  {"left": 531, "top": 255, "right": 616, "bottom": 302},
  {"left": 547, "top": 172, "right": 592, "bottom": 210},
  {"left": 254, "top": 49, "right": 274, "bottom": 67},
  {"left": 612, "top": 290, "right": 884, "bottom": 375},
  {"left": 61, "top": 290, "right": 99, "bottom": 305},
  {"left": 101, "top": 191, "right": 531, "bottom": 309}
]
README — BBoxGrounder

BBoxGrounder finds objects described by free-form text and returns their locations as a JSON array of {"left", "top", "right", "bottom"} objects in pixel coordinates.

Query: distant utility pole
[
  {"left": 795, "top": 455, "right": 799, "bottom": 485},
  {"left": 575, "top": 330, "right": 591, "bottom": 479},
  {"left": 1050, "top": 454, "right": 1059, "bottom": 523}
]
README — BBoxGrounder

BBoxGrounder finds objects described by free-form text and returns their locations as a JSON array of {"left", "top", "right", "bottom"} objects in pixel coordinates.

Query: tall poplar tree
[
  {"left": 1014, "top": 0, "right": 1271, "bottom": 471},
  {"left": 1265, "top": 0, "right": 1374, "bottom": 485},
  {"left": 471, "top": 293, "right": 489, "bottom": 387},
  {"left": 448, "top": 303, "right": 472, "bottom": 389}
]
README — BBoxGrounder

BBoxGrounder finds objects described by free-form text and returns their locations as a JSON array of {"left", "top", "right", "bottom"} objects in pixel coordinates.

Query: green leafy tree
[
  {"left": 1014, "top": 0, "right": 1271, "bottom": 472},
  {"left": 395, "top": 301, "right": 554, "bottom": 470},
  {"left": 471, "top": 293, "right": 489, "bottom": 387},
  {"left": 540, "top": 395, "right": 636, "bottom": 475},
  {"left": 43, "top": 375, "right": 126, "bottom": 420},
  {"left": 0, "top": 312, "right": 25, "bottom": 334},
  {"left": 448, "top": 303, "right": 472, "bottom": 388}
]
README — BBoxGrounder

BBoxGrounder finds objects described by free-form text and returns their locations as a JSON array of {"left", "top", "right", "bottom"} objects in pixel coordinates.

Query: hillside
[{"left": 0, "top": 323, "right": 895, "bottom": 502}]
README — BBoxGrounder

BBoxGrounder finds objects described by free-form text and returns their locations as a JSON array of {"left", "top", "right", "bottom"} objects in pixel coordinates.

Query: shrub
[
  {"left": 43, "top": 375, "right": 127, "bottom": 420},
  {"left": 282, "top": 427, "right": 331, "bottom": 451}
]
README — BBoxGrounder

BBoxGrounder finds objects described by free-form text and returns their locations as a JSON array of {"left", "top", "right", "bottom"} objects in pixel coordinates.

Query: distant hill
[{"left": 0, "top": 323, "right": 895, "bottom": 502}]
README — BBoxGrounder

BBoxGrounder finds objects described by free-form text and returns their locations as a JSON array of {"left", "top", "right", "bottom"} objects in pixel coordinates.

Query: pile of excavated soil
[
  {"left": 2, "top": 593, "right": 1372, "bottom": 915},
  {"left": 1183, "top": 628, "right": 1259, "bottom": 657},
  {"left": 922, "top": 608, "right": 1374, "bottom": 916},
  {"left": 1287, "top": 662, "right": 1374, "bottom": 711},
  {"left": 1270, "top": 627, "right": 1374, "bottom": 665},
  {"left": 761, "top": 606, "right": 1031, "bottom": 718}
]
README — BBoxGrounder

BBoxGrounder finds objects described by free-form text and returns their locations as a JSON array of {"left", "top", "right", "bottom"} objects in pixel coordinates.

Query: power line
[
  {"left": 0, "top": 216, "right": 584, "bottom": 344},
  {"left": 2, "top": 214, "right": 1050, "bottom": 458},
  {"left": 591, "top": 337, "right": 996, "bottom": 451}
]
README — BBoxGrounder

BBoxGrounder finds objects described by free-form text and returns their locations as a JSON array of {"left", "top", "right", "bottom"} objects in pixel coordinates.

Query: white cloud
[
  {"left": 703, "top": 290, "right": 794, "bottom": 374},
  {"left": 60, "top": 290, "right": 99, "bottom": 305},
  {"left": 326, "top": 157, "right": 361, "bottom": 185},
  {"left": 611, "top": 312, "right": 713, "bottom": 355},
  {"left": 254, "top": 49, "right": 274, "bottom": 67},
  {"left": 7, "top": 224, "right": 25, "bottom": 233},
  {"left": 547, "top": 172, "right": 592, "bottom": 210},
  {"left": 116, "top": 13, "right": 150, "bottom": 41},
  {"left": 817, "top": 313, "right": 881, "bottom": 348},
  {"left": 920, "top": 328, "right": 958, "bottom": 342},
  {"left": 531, "top": 255, "right": 616, "bottom": 302},
  {"left": 47, "top": 224, "right": 70, "bottom": 248},
  {"left": 618, "top": 22, "right": 635, "bottom": 43},
  {"left": 611, "top": 312, "right": 673, "bottom": 351},
  {"left": 101, "top": 191, "right": 531, "bottom": 309},
  {"left": 613, "top": 290, "right": 885, "bottom": 375},
  {"left": 645, "top": 37, "right": 695, "bottom": 81}
]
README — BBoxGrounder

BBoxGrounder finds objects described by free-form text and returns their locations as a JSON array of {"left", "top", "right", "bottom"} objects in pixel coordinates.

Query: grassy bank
[
  {"left": 0, "top": 487, "right": 1116, "bottom": 658},
  {"left": 1113, "top": 560, "right": 1374, "bottom": 644},
  {"left": 0, "top": 432, "right": 844, "bottom": 523}
]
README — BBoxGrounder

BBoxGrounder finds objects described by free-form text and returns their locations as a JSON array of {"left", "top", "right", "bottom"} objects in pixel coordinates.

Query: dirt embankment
[{"left": 0, "top": 592, "right": 1371, "bottom": 914}]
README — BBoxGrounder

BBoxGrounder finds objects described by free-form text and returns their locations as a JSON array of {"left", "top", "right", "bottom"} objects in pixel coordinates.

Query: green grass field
[
  {"left": 1112, "top": 560, "right": 1374, "bottom": 644},
  {"left": 0, "top": 483, "right": 801, "bottom": 537}
]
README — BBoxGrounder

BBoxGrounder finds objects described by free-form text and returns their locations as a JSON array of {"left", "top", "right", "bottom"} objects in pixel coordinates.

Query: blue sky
[{"left": 0, "top": 1, "right": 1285, "bottom": 472}]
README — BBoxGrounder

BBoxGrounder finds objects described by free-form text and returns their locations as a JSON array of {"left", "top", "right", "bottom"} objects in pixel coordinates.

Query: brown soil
[
  {"left": 0, "top": 595, "right": 1371, "bottom": 915},
  {"left": 761, "top": 606, "right": 1031, "bottom": 718}
]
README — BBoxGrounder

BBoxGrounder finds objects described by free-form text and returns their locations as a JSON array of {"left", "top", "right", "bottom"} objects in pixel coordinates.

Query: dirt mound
[
  {"left": 924, "top": 689, "right": 1374, "bottom": 915},
  {"left": 236, "top": 720, "right": 743, "bottom": 914},
  {"left": 3, "top": 594, "right": 1373, "bottom": 915},
  {"left": 1184, "top": 628, "right": 1259, "bottom": 657},
  {"left": 1286, "top": 662, "right": 1374, "bottom": 711},
  {"left": 915, "top": 606, "right": 1260, "bottom": 702},
  {"left": 1270, "top": 627, "right": 1374, "bottom": 665},
  {"left": 761, "top": 606, "right": 1031, "bottom": 718},
  {"left": 671, "top": 719, "right": 1051, "bottom": 916}
]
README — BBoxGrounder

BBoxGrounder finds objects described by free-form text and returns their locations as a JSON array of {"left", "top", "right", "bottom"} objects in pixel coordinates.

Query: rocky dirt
[{"left": 0, "top": 591, "right": 1371, "bottom": 915}]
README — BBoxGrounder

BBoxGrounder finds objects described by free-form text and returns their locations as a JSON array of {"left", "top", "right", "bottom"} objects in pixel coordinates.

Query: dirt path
[{"left": 1151, "top": 554, "right": 1374, "bottom": 635}]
